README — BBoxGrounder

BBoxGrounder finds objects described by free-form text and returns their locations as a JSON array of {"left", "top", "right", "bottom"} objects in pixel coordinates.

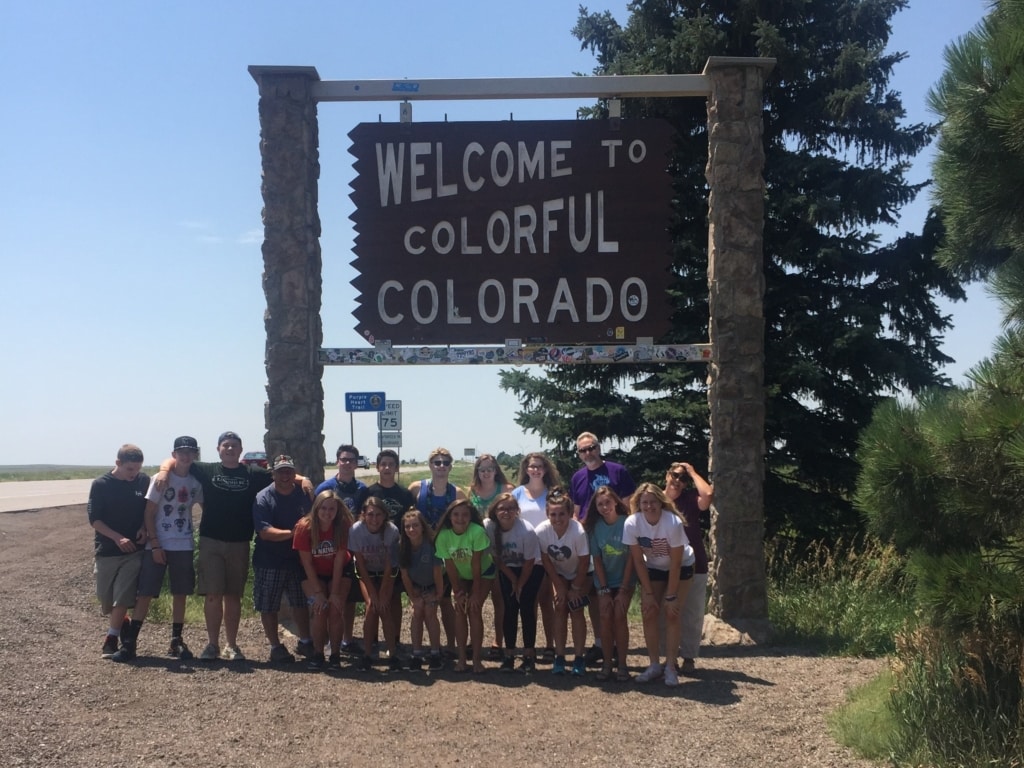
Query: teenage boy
[
  {"left": 155, "top": 431, "right": 312, "bottom": 662},
  {"left": 89, "top": 444, "right": 149, "bottom": 661},
  {"left": 252, "top": 455, "right": 313, "bottom": 664},
  {"left": 130, "top": 436, "right": 204, "bottom": 660},
  {"left": 315, "top": 444, "right": 368, "bottom": 518}
]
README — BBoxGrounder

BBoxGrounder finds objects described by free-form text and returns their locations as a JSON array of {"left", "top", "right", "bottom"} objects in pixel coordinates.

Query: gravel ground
[{"left": 0, "top": 505, "right": 884, "bottom": 768}]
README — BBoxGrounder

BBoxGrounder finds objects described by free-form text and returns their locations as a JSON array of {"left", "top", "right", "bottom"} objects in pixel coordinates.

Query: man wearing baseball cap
[
  {"left": 120, "top": 436, "right": 205, "bottom": 661},
  {"left": 252, "top": 455, "right": 313, "bottom": 664}
]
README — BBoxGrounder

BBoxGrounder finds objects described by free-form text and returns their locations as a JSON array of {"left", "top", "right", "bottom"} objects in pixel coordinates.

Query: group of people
[{"left": 88, "top": 430, "right": 713, "bottom": 687}]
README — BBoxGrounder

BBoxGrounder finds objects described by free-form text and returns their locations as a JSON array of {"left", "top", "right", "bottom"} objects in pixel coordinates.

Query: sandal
[{"left": 595, "top": 666, "right": 612, "bottom": 682}]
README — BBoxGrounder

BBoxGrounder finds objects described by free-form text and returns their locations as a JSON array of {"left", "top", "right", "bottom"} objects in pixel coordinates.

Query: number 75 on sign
[{"left": 377, "top": 400, "right": 402, "bottom": 431}]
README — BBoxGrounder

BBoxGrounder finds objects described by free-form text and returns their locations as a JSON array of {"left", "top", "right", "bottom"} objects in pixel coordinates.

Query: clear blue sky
[{"left": 0, "top": 0, "right": 995, "bottom": 466}]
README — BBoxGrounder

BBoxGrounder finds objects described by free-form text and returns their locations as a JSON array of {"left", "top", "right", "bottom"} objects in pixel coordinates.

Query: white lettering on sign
[
  {"left": 400, "top": 192, "right": 618, "bottom": 257},
  {"left": 375, "top": 140, "right": 577, "bottom": 207},
  {"left": 376, "top": 277, "right": 649, "bottom": 328}
]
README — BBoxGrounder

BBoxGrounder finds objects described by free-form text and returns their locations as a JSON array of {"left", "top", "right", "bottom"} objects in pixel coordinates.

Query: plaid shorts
[{"left": 252, "top": 567, "right": 305, "bottom": 613}]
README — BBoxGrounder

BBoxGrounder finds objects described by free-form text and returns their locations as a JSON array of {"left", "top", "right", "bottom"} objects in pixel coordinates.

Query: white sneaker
[
  {"left": 198, "top": 643, "right": 220, "bottom": 661},
  {"left": 664, "top": 665, "right": 680, "bottom": 687},
  {"left": 636, "top": 662, "right": 663, "bottom": 683}
]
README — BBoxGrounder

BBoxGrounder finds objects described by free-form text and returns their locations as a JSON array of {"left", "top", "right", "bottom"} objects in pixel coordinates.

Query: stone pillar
[
  {"left": 703, "top": 57, "right": 774, "bottom": 643},
  {"left": 249, "top": 66, "right": 326, "bottom": 484}
]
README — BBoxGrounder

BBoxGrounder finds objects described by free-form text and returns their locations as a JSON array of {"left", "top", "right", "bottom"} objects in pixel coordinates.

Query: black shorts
[{"left": 647, "top": 565, "right": 694, "bottom": 582}]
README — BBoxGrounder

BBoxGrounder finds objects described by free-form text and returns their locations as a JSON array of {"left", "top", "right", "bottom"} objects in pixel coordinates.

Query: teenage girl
[
  {"left": 433, "top": 499, "right": 495, "bottom": 673},
  {"left": 622, "top": 482, "right": 694, "bottom": 688},
  {"left": 470, "top": 454, "right": 515, "bottom": 660},
  {"left": 583, "top": 486, "right": 634, "bottom": 681},
  {"left": 293, "top": 490, "right": 353, "bottom": 670},
  {"left": 484, "top": 492, "right": 543, "bottom": 673},
  {"left": 511, "top": 452, "right": 563, "bottom": 661},
  {"left": 535, "top": 488, "right": 592, "bottom": 677},
  {"left": 398, "top": 509, "right": 444, "bottom": 670},
  {"left": 348, "top": 496, "right": 402, "bottom": 671}
]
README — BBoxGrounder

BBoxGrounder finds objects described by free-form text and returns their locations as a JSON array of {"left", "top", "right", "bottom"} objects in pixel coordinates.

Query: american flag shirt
[{"left": 622, "top": 511, "right": 693, "bottom": 571}]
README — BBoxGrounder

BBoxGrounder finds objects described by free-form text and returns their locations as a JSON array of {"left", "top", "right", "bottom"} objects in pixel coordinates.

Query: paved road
[{"left": 0, "top": 479, "right": 94, "bottom": 513}]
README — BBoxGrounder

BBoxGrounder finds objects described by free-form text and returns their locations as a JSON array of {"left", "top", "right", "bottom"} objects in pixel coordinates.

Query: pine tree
[{"left": 500, "top": 0, "right": 963, "bottom": 544}]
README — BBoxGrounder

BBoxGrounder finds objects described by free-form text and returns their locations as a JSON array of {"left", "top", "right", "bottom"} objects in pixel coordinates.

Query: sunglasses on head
[
  {"left": 577, "top": 444, "right": 598, "bottom": 454},
  {"left": 432, "top": 459, "right": 453, "bottom": 467}
]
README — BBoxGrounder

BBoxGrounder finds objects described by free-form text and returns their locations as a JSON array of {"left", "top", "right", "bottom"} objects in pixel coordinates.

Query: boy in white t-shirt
[{"left": 132, "top": 436, "right": 204, "bottom": 660}]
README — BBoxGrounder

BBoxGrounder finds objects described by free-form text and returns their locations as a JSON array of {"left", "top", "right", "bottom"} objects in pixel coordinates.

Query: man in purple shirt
[{"left": 569, "top": 431, "right": 637, "bottom": 522}]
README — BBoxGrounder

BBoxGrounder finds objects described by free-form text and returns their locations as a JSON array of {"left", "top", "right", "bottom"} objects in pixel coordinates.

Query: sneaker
[
  {"left": 198, "top": 643, "right": 220, "bottom": 661},
  {"left": 681, "top": 658, "right": 696, "bottom": 675},
  {"left": 499, "top": 656, "right": 516, "bottom": 673},
  {"left": 108, "top": 642, "right": 136, "bottom": 663},
  {"left": 295, "top": 639, "right": 315, "bottom": 659},
  {"left": 101, "top": 635, "right": 119, "bottom": 658},
  {"left": 428, "top": 653, "right": 444, "bottom": 671},
  {"left": 168, "top": 638, "right": 193, "bottom": 660},
  {"left": 387, "top": 655, "right": 403, "bottom": 673},
  {"left": 571, "top": 657, "right": 586, "bottom": 677},
  {"left": 636, "top": 662, "right": 664, "bottom": 683},
  {"left": 584, "top": 645, "right": 604, "bottom": 667},
  {"left": 328, "top": 652, "right": 342, "bottom": 670},
  {"left": 307, "top": 652, "right": 327, "bottom": 670},
  {"left": 339, "top": 640, "right": 359, "bottom": 656},
  {"left": 268, "top": 644, "right": 294, "bottom": 664},
  {"left": 518, "top": 657, "right": 536, "bottom": 674},
  {"left": 408, "top": 655, "right": 424, "bottom": 671},
  {"left": 356, "top": 655, "right": 373, "bottom": 672},
  {"left": 222, "top": 645, "right": 245, "bottom": 662},
  {"left": 551, "top": 656, "right": 566, "bottom": 676},
  {"left": 664, "top": 665, "right": 680, "bottom": 687}
]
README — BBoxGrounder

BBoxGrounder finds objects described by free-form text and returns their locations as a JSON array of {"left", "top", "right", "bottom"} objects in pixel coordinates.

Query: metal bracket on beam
[
  {"left": 399, "top": 101, "right": 412, "bottom": 123},
  {"left": 609, "top": 98, "right": 621, "bottom": 131}
]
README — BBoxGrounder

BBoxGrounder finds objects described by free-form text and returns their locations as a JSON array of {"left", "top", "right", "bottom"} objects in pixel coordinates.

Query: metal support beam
[{"left": 311, "top": 74, "right": 711, "bottom": 102}]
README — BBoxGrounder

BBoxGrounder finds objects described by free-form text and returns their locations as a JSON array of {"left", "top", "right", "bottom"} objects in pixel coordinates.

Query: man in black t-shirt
[{"left": 89, "top": 444, "right": 149, "bottom": 661}]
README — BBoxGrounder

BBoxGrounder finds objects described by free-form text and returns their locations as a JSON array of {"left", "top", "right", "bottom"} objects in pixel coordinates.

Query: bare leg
[
  {"left": 223, "top": 595, "right": 242, "bottom": 648},
  {"left": 204, "top": 594, "right": 223, "bottom": 646}
]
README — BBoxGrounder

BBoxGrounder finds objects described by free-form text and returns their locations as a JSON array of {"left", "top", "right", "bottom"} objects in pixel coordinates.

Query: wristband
[
  {"left": 664, "top": 594, "right": 678, "bottom": 602},
  {"left": 598, "top": 587, "right": 610, "bottom": 595}
]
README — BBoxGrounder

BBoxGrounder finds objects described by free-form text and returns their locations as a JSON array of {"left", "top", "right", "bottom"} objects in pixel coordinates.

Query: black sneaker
[
  {"left": 428, "top": 653, "right": 444, "bottom": 671},
  {"left": 328, "top": 652, "right": 342, "bottom": 669},
  {"left": 108, "top": 642, "right": 136, "bottom": 663},
  {"left": 101, "top": 636, "right": 119, "bottom": 658},
  {"left": 499, "top": 656, "right": 516, "bottom": 673},
  {"left": 307, "top": 652, "right": 327, "bottom": 670},
  {"left": 387, "top": 655, "right": 403, "bottom": 673},
  {"left": 340, "top": 640, "right": 359, "bottom": 656},
  {"left": 518, "top": 657, "right": 536, "bottom": 674},
  {"left": 584, "top": 645, "right": 604, "bottom": 667},
  {"left": 295, "top": 639, "right": 315, "bottom": 659},
  {"left": 269, "top": 644, "right": 296, "bottom": 664},
  {"left": 408, "top": 655, "right": 424, "bottom": 670},
  {"left": 169, "top": 638, "right": 193, "bottom": 660},
  {"left": 356, "top": 655, "right": 373, "bottom": 672}
]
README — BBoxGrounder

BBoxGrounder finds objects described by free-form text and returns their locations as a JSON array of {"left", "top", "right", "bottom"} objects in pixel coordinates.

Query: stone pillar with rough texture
[
  {"left": 703, "top": 57, "right": 774, "bottom": 644},
  {"left": 249, "top": 66, "right": 326, "bottom": 485}
]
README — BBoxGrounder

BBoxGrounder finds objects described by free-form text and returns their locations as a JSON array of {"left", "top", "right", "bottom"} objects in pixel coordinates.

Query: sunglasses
[
  {"left": 432, "top": 459, "right": 453, "bottom": 467},
  {"left": 670, "top": 471, "right": 686, "bottom": 481},
  {"left": 548, "top": 490, "right": 568, "bottom": 503},
  {"left": 338, "top": 457, "right": 356, "bottom": 463},
  {"left": 577, "top": 444, "right": 598, "bottom": 454}
]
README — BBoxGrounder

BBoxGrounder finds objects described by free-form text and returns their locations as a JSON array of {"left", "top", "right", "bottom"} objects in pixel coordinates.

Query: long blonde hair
[{"left": 306, "top": 490, "right": 354, "bottom": 552}]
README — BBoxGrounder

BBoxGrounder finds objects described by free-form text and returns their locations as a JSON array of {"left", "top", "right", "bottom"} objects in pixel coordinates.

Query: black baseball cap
[{"left": 173, "top": 436, "right": 199, "bottom": 452}]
